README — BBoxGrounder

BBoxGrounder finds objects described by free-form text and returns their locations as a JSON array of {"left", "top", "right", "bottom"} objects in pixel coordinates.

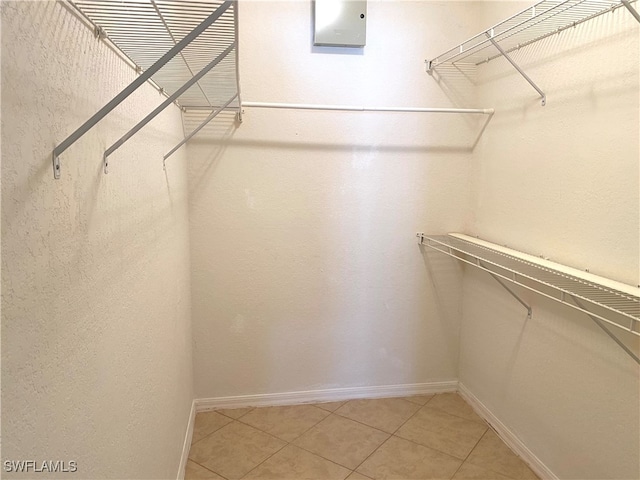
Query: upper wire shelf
[
  {"left": 418, "top": 233, "right": 639, "bottom": 363},
  {"left": 71, "top": 0, "right": 240, "bottom": 109},
  {"left": 427, "top": 0, "right": 638, "bottom": 71},
  {"left": 53, "top": 0, "right": 241, "bottom": 178}
]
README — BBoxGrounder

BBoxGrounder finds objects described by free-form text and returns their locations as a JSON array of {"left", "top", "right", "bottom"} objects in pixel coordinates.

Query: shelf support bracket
[
  {"left": 163, "top": 94, "right": 237, "bottom": 167},
  {"left": 483, "top": 265, "right": 532, "bottom": 319},
  {"left": 569, "top": 295, "right": 640, "bottom": 365},
  {"left": 486, "top": 32, "right": 546, "bottom": 106},
  {"left": 104, "top": 42, "right": 235, "bottom": 173},
  {"left": 622, "top": 0, "right": 640, "bottom": 23},
  {"left": 51, "top": 0, "right": 233, "bottom": 179},
  {"left": 233, "top": 0, "right": 243, "bottom": 124}
]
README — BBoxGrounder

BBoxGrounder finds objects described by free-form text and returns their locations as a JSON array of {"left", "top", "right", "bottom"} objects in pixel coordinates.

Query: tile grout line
[
  {"left": 348, "top": 393, "right": 493, "bottom": 476},
  {"left": 216, "top": 407, "right": 255, "bottom": 421},
  {"left": 390, "top": 394, "right": 436, "bottom": 436},
  {"left": 189, "top": 459, "right": 231, "bottom": 480},
  {"left": 191, "top": 417, "right": 289, "bottom": 480},
  {"left": 233, "top": 404, "right": 330, "bottom": 444},
  {"left": 462, "top": 426, "right": 528, "bottom": 480},
  {"left": 189, "top": 414, "right": 234, "bottom": 447},
  {"left": 349, "top": 435, "right": 393, "bottom": 478},
  {"left": 290, "top": 411, "right": 382, "bottom": 474},
  {"left": 348, "top": 396, "right": 433, "bottom": 475},
  {"left": 236, "top": 405, "right": 334, "bottom": 479},
  {"left": 448, "top": 425, "right": 491, "bottom": 479},
  {"left": 423, "top": 402, "right": 488, "bottom": 426},
  {"left": 267, "top": 406, "right": 367, "bottom": 475},
  {"left": 237, "top": 435, "right": 289, "bottom": 479},
  {"left": 391, "top": 394, "right": 497, "bottom": 467},
  {"left": 332, "top": 407, "right": 402, "bottom": 436}
]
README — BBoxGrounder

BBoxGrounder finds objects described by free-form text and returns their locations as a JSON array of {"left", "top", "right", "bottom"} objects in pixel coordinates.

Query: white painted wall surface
[
  {"left": 461, "top": 2, "right": 639, "bottom": 479},
  {"left": 188, "top": 0, "right": 484, "bottom": 399},
  {"left": 1, "top": 2, "right": 193, "bottom": 479}
]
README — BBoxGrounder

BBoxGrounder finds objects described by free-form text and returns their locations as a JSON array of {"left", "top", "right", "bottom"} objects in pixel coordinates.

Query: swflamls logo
[{"left": 3, "top": 460, "right": 78, "bottom": 473}]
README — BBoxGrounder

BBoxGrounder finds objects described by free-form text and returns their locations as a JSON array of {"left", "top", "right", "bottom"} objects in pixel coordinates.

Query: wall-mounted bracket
[
  {"left": 50, "top": 1, "right": 232, "bottom": 179},
  {"left": 425, "top": 0, "right": 637, "bottom": 107},
  {"left": 486, "top": 269, "right": 532, "bottom": 319},
  {"left": 418, "top": 233, "right": 640, "bottom": 365},
  {"left": 425, "top": 60, "right": 435, "bottom": 74},
  {"left": 94, "top": 25, "right": 106, "bottom": 39},
  {"left": 103, "top": 42, "right": 235, "bottom": 168},
  {"left": 52, "top": 152, "right": 61, "bottom": 179},
  {"left": 569, "top": 295, "right": 640, "bottom": 365},
  {"left": 418, "top": 233, "right": 532, "bottom": 319},
  {"left": 163, "top": 94, "right": 238, "bottom": 164},
  {"left": 486, "top": 32, "right": 546, "bottom": 106}
]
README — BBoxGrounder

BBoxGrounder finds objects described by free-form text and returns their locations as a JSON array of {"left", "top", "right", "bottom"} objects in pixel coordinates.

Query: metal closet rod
[{"left": 242, "top": 102, "right": 494, "bottom": 115}]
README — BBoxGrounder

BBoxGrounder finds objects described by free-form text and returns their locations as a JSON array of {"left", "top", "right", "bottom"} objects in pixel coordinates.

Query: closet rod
[{"left": 242, "top": 102, "right": 494, "bottom": 115}]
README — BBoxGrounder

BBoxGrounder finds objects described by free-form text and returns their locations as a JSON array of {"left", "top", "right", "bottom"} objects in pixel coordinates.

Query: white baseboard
[
  {"left": 458, "top": 383, "right": 557, "bottom": 480},
  {"left": 194, "top": 381, "right": 458, "bottom": 411},
  {"left": 176, "top": 400, "right": 196, "bottom": 480}
]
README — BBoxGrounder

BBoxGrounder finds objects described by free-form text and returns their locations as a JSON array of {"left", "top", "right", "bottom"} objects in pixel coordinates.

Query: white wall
[
  {"left": 188, "top": 0, "right": 484, "bottom": 399},
  {"left": 1, "top": 2, "right": 193, "bottom": 479},
  {"left": 461, "top": 2, "right": 639, "bottom": 479}
]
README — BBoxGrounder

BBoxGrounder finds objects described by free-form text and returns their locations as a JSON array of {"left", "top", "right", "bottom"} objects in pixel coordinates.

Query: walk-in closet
[{"left": 1, "top": 0, "right": 638, "bottom": 479}]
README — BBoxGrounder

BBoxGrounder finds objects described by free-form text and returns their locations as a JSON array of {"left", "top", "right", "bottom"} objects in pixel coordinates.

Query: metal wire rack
[
  {"left": 418, "top": 233, "right": 640, "bottom": 363},
  {"left": 426, "top": 0, "right": 639, "bottom": 105},
  {"left": 53, "top": 0, "right": 240, "bottom": 178},
  {"left": 428, "top": 0, "right": 637, "bottom": 69},
  {"left": 71, "top": 0, "right": 239, "bottom": 108}
]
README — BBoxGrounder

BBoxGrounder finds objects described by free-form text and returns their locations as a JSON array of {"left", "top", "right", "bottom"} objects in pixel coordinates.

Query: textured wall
[
  {"left": 461, "top": 2, "right": 639, "bottom": 479},
  {"left": 1, "top": 2, "right": 193, "bottom": 479},
  {"left": 187, "top": 0, "right": 484, "bottom": 399}
]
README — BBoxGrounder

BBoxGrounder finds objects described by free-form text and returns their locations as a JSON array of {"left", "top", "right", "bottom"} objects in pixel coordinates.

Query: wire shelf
[
  {"left": 71, "top": 0, "right": 240, "bottom": 109},
  {"left": 427, "top": 0, "right": 637, "bottom": 70},
  {"left": 419, "top": 234, "right": 640, "bottom": 338}
]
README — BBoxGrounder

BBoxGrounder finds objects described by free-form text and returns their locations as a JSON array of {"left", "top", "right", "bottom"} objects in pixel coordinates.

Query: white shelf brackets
[
  {"left": 418, "top": 233, "right": 640, "bottom": 365},
  {"left": 426, "top": 0, "right": 640, "bottom": 106},
  {"left": 52, "top": 0, "right": 240, "bottom": 179}
]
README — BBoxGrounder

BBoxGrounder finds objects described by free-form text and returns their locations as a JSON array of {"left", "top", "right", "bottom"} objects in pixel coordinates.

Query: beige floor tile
[
  {"left": 346, "top": 472, "right": 373, "bottom": 480},
  {"left": 243, "top": 444, "right": 351, "bottom": 479},
  {"left": 315, "top": 401, "right": 347, "bottom": 412},
  {"left": 335, "top": 398, "right": 421, "bottom": 433},
  {"left": 466, "top": 430, "right": 539, "bottom": 480},
  {"left": 191, "top": 411, "right": 233, "bottom": 444},
  {"left": 402, "top": 394, "right": 434, "bottom": 405},
  {"left": 189, "top": 421, "right": 285, "bottom": 479},
  {"left": 356, "top": 436, "right": 462, "bottom": 479},
  {"left": 293, "top": 414, "right": 390, "bottom": 469},
  {"left": 240, "top": 404, "right": 330, "bottom": 442},
  {"left": 427, "top": 394, "right": 485, "bottom": 424},
  {"left": 395, "top": 406, "right": 487, "bottom": 459},
  {"left": 185, "top": 460, "right": 226, "bottom": 480},
  {"left": 452, "top": 462, "right": 512, "bottom": 480},
  {"left": 217, "top": 407, "right": 254, "bottom": 419}
]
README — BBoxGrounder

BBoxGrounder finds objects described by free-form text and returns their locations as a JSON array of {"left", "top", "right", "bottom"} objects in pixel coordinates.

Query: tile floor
[{"left": 186, "top": 393, "right": 539, "bottom": 480}]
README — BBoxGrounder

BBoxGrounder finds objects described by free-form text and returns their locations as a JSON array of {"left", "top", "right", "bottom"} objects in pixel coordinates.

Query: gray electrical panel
[{"left": 314, "top": 0, "right": 367, "bottom": 47}]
